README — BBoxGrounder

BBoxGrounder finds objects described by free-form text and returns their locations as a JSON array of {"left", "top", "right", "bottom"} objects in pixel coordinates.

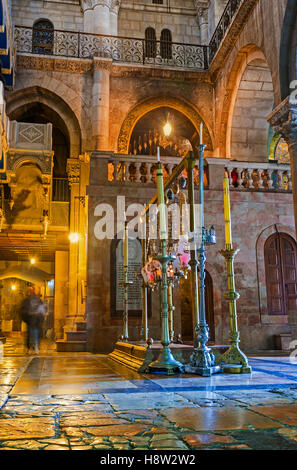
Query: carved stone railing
[
  {"left": 106, "top": 154, "right": 205, "bottom": 186},
  {"left": 225, "top": 161, "right": 292, "bottom": 192},
  {"left": 14, "top": 26, "right": 208, "bottom": 71},
  {"left": 100, "top": 154, "right": 291, "bottom": 193},
  {"left": 209, "top": 0, "right": 244, "bottom": 63}
]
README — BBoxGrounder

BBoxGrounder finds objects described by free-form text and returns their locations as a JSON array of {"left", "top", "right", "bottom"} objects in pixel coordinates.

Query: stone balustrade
[
  {"left": 108, "top": 154, "right": 179, "bottom": 184},
  {"left": 225, "top": 161, "right": 292, "bottom": 192},
  {"left": 103, "top": 154, "right": 292, "bottom": 194}
]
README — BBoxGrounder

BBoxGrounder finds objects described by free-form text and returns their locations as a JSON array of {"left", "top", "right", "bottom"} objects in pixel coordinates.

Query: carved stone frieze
[
  {"left": 6, "top": 150, "right": 53, "bottom": 175},
  {"left": 17, "top": 54, "right": 92, "bottom": 74},
  {"left": 67, "top": 158, "right": 81, "bottom": 185},
  {"left": 82, "top": 0, "right": 121, "bottom": 11}
]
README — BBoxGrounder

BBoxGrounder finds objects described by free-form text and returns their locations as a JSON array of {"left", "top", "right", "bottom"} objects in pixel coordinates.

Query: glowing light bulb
[
  {"left": 11, "top": 284, "right": 16, "bottom": 291},
  {"left": 68, "top": 232, "right": 80, "bottom": 244},
  {"left": 30, "top": 258, "right": 36, "bottom": 265},
  {"left": 163, "top": 121, "right": 172, "bottom": 137}
]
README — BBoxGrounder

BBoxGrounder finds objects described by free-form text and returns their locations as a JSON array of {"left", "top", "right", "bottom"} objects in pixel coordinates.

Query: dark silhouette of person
[{"left": 20, "top": 287, "right": 46, "bottom": 354}]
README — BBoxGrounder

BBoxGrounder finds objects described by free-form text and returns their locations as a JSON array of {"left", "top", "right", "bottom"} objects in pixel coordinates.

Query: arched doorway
[
  {"left": 264, "top": 232, "right": 297, "bottom": 315},
  {"left": 117, "top": 96, "right": 213, "bottom": 154},
  {"left": 180, "top": 270, "right": 215, "bottom": 342},
  {"left": 129, "top": 106, "right": 197, "bottom": 157}
]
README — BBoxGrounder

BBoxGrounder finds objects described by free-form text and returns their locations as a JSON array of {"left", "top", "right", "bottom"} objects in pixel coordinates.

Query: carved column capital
[
  {"left": 67, "top": 158, "right": 81, "bottom": 186},
  {"left": 82, "top": 0, "right": 113, "bottom": 11},
  {"left": 110, "top": 0, "right": 121, "bottom": 14},
  {"left": 194, "top": 0, "right": 209, "bottom": 24},
  {"left": 267, "top": 97, "right": 297, "bottom": 148}
]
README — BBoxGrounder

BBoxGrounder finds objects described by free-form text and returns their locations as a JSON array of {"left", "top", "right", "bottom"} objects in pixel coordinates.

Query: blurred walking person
[{"left": 21, "top": 287, "right": 46, "bottom": 354}]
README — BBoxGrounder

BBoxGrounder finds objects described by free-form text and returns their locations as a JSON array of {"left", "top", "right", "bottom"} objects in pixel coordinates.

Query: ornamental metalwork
[
  {"left": 209, "top": 0, "right": 243, "bottom": 63},
  {"left": 14, "top": 26, "right": 208, "bottom": 71}
]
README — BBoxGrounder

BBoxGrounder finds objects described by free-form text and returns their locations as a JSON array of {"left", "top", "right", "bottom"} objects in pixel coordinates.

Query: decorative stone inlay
[{"left": 18, "top": 124, "right": 44, "bottom": 144}]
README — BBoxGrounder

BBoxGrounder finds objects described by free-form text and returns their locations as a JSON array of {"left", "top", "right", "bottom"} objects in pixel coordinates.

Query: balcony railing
[
  {"left": 102, "top": 154, "right": 292, "bottom": 194},
  {"left": 225, "top": 161, "right": 292, "bottom": 192},
  {"left": 14, "top": 26, "right": 209, "bottom": 71},
  {"left": 209, "top": 0, "right": 244, "bottom": 63}
]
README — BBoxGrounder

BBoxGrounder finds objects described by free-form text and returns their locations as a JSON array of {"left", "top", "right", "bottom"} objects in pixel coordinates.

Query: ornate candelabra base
[
  {"left": 184, "top": 325, "right": 221, "bottom": 376},
  {"left": 149, "top": 346, "right": 184, "bottom": 375},
  {"left": 219, "top": 247, "right": 252, "bottom": 374},
  {"left": 148, "top": 252, "right": 184, "bottom": 375},
  {"left": 219, "top": 343, "right": 252, "bottom": 374}
]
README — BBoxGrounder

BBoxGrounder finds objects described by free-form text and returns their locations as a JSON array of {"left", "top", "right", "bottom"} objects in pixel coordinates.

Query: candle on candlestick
[
  {"left": 223, "top": 177, "right": 232, "bottom": 247},
  {"left": 156, "top": 149, "right": 167, "bottom": 239},
  {"left": 124, "top": 220, "right": 128, "bottom": 267},
  {"left": 157, "top": 146, "right": 160, "bottom": 162},
  {"left": 200, "top": 123, "right": 203, "bottom": 145}
]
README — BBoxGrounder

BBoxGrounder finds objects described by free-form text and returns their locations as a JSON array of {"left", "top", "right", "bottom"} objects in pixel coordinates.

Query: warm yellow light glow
[
  {"left": 163, "top": 121, "right": 172, "bottom": 137},
  {"left": 11, "top": 284, "right": 16, "bottom": 291},
  {"left": 30, "top": 258, "right": 36, "bottom": 265},
  {"left": 68, "top": 232, "right": 80, "bottom": 244}
]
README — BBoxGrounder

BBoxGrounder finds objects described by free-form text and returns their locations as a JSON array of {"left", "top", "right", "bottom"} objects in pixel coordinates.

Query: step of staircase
[
  {"left": 56, "top": 340, "right": 87, "bottom": 352},
  {"left": 56, "top": 320, "right": 87, "bottom": 352},
  {"left": 65, "top": 330, "right": 87, "bottom": 342}
]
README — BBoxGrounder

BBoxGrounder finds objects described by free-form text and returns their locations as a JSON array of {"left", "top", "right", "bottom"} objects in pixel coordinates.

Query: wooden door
[{"left": 265, "top": 233, "right": 297, "bottom": 315}]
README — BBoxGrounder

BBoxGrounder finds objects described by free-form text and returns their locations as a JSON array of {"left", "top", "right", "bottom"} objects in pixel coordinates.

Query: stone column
[
  {"left": 92, "top": 58, "right": 112, "bottom": 151},
  {"left": 54, "top": 251, "right": 69, "bottom": 339},
  {"left": 267, "top": 97, "right": 297, "bottom": 236},
  {"left": 268, "top": 97, "right": 297, "bottom": 343},
  {"left": 66, "top": 158, "right": 82, "bottom": 327},
  {"left": 110, "top": 0, "right": 121, "bottom": 36},
  {"left": 82, "top": 0, "right": 121, "bottom": 36},
  {"left": 197, "top": 5, "right": 209, "bottom": 44}
]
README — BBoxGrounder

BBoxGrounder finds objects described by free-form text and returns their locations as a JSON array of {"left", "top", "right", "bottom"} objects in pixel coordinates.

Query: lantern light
[
  {"left": 163, "top": 121, "right": 172, "bottom": 137},
  {"left": 68, "top": 232, "right": 80, "bottom": 244}
]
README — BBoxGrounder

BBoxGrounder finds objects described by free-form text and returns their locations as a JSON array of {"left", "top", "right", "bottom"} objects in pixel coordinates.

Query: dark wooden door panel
[{"left": 265, "top": 233, "right": 297, "bottom": 316}]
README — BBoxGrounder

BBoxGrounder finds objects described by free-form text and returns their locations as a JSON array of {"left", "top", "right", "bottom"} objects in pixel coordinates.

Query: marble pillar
[
  {"left": 66, "top": 158, "right": 82, "bottom": 327},
  {"left": 92, "top": 59, "right": 112, "bottom": 151},
  {"left": 82, "top": 0, "right": 121, "bottom": 36},
  {"left": 197, "top": 5, "right": 209, "bottom": 44}
]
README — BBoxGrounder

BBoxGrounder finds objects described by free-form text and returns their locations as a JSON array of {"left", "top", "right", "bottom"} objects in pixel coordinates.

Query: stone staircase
[{"left": 56, "top": 321, "right": 87, "bottom": 352}]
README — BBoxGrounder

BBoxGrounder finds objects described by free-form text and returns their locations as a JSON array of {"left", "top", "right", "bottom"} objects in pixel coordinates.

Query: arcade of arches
[{"left": 0, "top": 0, "right": 297, "bottom": 358}]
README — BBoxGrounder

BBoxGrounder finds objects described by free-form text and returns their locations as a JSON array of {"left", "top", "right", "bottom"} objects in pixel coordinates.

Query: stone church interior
[{"left": 0, "top": 0, "right": 296, "bottom": 453}]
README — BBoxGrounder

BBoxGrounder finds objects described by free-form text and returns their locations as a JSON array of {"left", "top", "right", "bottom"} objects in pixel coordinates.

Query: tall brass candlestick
[
  {"left": 122, "top": 220, "right": 129, "bottom": 341},
  {"left": 148, "top": 148, "right": 183, "bottom": 374},
  {"left": 219, "top": 178, "right": 251, "bottom": 374}
]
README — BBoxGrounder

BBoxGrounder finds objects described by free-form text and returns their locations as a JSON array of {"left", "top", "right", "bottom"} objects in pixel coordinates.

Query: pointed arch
[
  {"left": 117, "top": 96, "right": 213, "bottom": 154},
  {"left": 219, "top": 44, "right": 273, "bottom": 160},
  {"left": 6, "top": 86, "right": 82, "bottom": 158}
]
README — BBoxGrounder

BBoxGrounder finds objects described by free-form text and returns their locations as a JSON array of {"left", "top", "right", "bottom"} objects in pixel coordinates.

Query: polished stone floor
[{"left": 1, "top": 340, "right": 297, "bottom": 450}]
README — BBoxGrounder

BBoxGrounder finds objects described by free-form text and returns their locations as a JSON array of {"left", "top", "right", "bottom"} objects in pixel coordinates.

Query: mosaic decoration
[{"left": 269, "top": 133, "right": 290, "bottom": 165}]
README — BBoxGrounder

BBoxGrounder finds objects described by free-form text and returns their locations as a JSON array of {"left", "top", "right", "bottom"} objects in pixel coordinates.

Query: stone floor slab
[
  {"left": 0, "top": 417, "right": 55, "bottom": 439},
  {"left": 162, "top": 407, "right": 283, "bottom": 432}
]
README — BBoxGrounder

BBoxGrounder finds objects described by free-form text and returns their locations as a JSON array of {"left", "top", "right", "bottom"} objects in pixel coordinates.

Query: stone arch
[
  {"left": 279, "top": 0, "right": 297, "bottom": 101},
  {"left": 256, "top": 223, "right": 296, "bottom": 320},
  {"left": 6, "top": 86, "right": 83, "bottom": 157},
  {"left": 117, "top": 96, "right": 214, "bottom": 154},
  {"left": 220, "top": 44, "right": 274, "bottom": 160}
]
